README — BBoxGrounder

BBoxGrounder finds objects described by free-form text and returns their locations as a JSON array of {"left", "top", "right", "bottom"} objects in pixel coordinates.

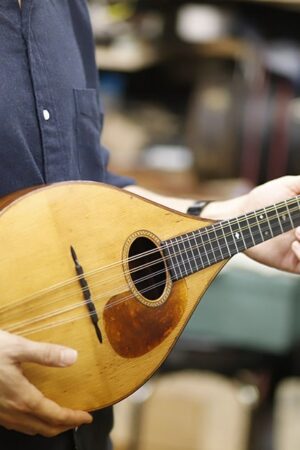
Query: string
[
  {"left": 0, "top": 197, "right": 298, "bottom": 324},
  {"left": 16, "top": 213, "right": 298, "bottom": 337},
  {"left": 2, "top": 199, "right": 297, "bottom": 326},
  {"left": 10, "top": 275, "right": 169, "bottom": 335},
  {"left": 6, "top": 261, "right": 171, "bottom": 333},
  {"left": 1, "top": 196, "right": 299, "bottom": 324},
  {"left": 4, "top": 214, "right": 296, "bottom": 335},
  {"left": 15, "top": 276, "right": 181, "bottom": 337}
]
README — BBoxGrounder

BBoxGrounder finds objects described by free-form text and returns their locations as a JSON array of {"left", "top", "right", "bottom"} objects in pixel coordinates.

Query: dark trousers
[{"left": 0, "top": 409, "right": 113, "bottom": 450}]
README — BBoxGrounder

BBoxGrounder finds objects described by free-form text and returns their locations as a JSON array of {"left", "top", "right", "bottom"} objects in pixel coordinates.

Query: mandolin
[{"left": 0, "top": 182, "right": 299, "bottom": 411}]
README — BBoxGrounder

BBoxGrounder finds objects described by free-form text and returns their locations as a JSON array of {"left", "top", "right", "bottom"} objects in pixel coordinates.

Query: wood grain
[{"left": 0, "top": 182, "right": 228, "bottom": 411}]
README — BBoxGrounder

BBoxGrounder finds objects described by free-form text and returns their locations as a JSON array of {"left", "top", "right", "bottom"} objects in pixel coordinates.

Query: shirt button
[{"left": 43, "top": 109, "right": 50, "bottom": 121}]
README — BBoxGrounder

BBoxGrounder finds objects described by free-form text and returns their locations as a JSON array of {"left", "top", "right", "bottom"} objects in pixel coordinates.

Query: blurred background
[{"left": 88, "top": 1, "right": 300, "bottom": 449}]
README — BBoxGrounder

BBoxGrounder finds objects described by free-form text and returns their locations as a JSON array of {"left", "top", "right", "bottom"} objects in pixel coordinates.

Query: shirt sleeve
[{"left": 101, "top": 145, "right": 136, "bottom": 188}]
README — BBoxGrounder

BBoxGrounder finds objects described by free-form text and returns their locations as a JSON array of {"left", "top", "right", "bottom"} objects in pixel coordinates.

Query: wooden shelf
[
  {"left": 187, "top": 38, "right": 250, "bottom": 60},
  {"left": 95, "top": 42, "right": 162, "bottom": 72}
]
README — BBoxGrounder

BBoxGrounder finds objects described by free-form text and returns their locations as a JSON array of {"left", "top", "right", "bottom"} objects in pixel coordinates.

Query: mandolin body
[{"left": 0, "top": 182, "right": 228, "bottom": 411}]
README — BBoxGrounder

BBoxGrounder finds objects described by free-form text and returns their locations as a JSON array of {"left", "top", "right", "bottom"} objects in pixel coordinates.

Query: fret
[
  {"left": 190, "top": 231, "right": 204, "bottom": 270},
  {"left": 229, "top": 220, "right": 246, "bottom": 253},
  {"left": 294, "top": 197, "right": 300, "bottom": 226},
  {"left": 200, "top": 228, "right": 217, "bottom": 264},
  {"left": 247, "top": 213, "right": 264, "bottom": 245},
  {"left": 237, "top": 217, "right": 248, "bottom": 249},
  {"left": 276, "top": 203, "right": 293, "bottom": 232},
  {"left": 265, "top": 205, "right": 285, "bottom": 238},
  {"left": 244, "top": 214, "right": 256, "bottom": 247},
  {"left": 296, "top": 196, "right": 300, "bottom": 212},
  {"left": 197, "top": 230, "right": 209, "bottom": 267},
  {"left": 168, "top": 238, "right": 182, "bottom": 280},
  {"left": 274, "top": 204, "right": 284, "bottom": 234},
  {"left": 257, "top": 208, "right": 273, "bottom": 240},
  {"left": 163, "top": 233, "right": 202, "bottom": 280},
  {"left": 237, "top": 216, "right": 254, "bottom": 249},
  {"left": 180, "top": 235, "right": 193, "bottom": 275},
  {"left": 253, "top": 210, "right": 265, "bottom": 242},
  {"left": 206, "top": 226, "right": 222, "bottom": 261},
  {"left": 295, "top": 197, "right": 300, "bottom": 222},
  {"left": 215, "top": 226, "right": 226, "bottom": 259},
  {"left": 214, "top": 224, "right": 231, "bottom": 259},
  {"left": 285, "top": 200, "right": 295, "bottom": 227},
  {"left": 287, "top": 197, "right": 300, "bottom": 228},
  {"left": 264, "top": 207, "right": 274, "bottom": 237},
  {"left": 162, "top": 241, "right": 177, "bottom": 280},
  {"left": 184, "top": 233, "right": 198, "bottom": 273},
  {"left": 221, "top": 220, "right": 239, "bottom": 255},
  {"left": 173, "top": 236, "right": 187, "bottom": 279}
]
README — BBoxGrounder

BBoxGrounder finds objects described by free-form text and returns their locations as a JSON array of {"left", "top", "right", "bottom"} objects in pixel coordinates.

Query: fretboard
[{"left": 161, "top": 196, "right": 300, "bottom": 281}]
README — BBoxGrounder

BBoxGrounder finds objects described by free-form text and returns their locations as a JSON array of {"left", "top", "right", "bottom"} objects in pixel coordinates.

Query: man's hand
[
  {"left": 0, "top": 330, "right": 92, "bottom": 436},
  {"left": 239, "top": 175, "right": 300, "bottom": 273},
  {"left": 203, "top": 175, "right": 300, "bottom": 273}
]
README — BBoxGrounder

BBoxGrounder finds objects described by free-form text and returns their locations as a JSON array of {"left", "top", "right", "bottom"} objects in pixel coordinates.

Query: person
[{"left": 0, "top": 1, "right": 300, "bottom": 449}]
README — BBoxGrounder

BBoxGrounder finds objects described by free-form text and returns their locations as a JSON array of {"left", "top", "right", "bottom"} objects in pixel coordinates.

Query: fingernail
[{"left": 60, "top": 349, "right": 77, "bottom": 366}]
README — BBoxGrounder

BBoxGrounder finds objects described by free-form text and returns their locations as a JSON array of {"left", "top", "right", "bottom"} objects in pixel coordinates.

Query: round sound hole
[{"left": 128, "top": 236, "right": 167, "bottom": 302}]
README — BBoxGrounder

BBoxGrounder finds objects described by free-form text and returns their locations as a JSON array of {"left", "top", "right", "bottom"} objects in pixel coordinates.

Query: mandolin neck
[{"left": 162, "top": 195, "right": 300, "bottom": 281}]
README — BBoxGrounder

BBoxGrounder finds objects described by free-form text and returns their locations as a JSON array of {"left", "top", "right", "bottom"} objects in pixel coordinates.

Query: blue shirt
[
  {"left": 0, "top": 0, "right": 131, "bottom": 449},
  {"left": 0, "top": 0, "right": 132, "bottom": 197}
]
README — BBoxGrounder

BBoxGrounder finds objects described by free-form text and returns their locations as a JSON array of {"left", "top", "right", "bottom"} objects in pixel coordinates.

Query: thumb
[{"left": 11, "top": 335, "right": 78, "bottom": 368}]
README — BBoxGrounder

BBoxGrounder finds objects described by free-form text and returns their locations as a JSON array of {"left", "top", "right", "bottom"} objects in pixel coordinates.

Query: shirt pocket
[{"left": 73, "top": 88, "right": 104, "bottom": 181}]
